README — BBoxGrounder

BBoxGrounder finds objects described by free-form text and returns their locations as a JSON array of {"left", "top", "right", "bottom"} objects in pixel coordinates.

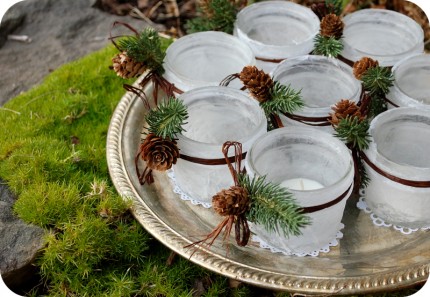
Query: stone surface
[
  {"left": 0, "top": 0, "right": 157, "bottom": 106},
  {"left": 0, "top": 181, "right": 45, "bottom": 289},
  {"left": 0, "top": 3, "right": 26, "bottom": 48}
]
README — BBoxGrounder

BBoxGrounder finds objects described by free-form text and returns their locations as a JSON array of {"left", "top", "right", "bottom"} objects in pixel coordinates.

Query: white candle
[{"left": 280, "top": 178, "right": 324, "bottom": 191}]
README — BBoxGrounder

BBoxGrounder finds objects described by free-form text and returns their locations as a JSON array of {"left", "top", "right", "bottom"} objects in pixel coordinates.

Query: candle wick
[{"left": 300, "top": 179, "right": 304, "bottom": 191}]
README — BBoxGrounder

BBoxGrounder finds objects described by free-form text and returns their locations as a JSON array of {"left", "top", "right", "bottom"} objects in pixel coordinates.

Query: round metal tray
[{"left": 106, "top": 84, "right": 429, "bottom": 295}]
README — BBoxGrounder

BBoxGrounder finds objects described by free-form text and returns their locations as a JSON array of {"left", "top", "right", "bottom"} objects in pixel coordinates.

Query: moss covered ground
[{"left": 0, "top": 45, "right": 422, "bottom": 296}]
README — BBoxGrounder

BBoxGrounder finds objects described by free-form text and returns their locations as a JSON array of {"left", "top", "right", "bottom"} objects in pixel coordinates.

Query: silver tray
[{"left": 106, "top": 84, "right": 429, "bottom": 295}]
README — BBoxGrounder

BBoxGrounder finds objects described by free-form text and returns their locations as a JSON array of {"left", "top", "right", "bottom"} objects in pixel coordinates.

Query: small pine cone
[
  {"left": 212, "top": 186, "right": 249, "bottom": 216},
  {"left": 320, "top": 14, "right": 344, "bottom": 39},
  {"left": 239, "top": 66, "right": 274, "bottom": 103},
  {"left": 112, "top": 51, "right": 147, "bottom": 79},
  {"left": 353, "top": 57, "right": 379, "bottom": 79},
  {"left": 329, "top": 99, "right": 364, "bottom": 126},
  {"left": 140, "top": 133, "right": 179, "bottom": 171}
]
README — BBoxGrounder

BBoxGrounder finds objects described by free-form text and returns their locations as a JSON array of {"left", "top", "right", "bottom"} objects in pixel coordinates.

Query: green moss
[{"left": 0, "top": 42, "right": 422, "bottom": 297}]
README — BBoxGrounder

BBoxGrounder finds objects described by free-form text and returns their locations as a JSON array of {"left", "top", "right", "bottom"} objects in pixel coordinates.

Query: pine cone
[
  {"left": 353, "top": 57, "right": 379, "bottom": 80},
  {"left": 239, "top": 66, "right": 274, "bottom": 103},
  {"left": 212, "top": 186, "right": 249, "bottom": 216},
  {"left": 140, "top": 133, "right": 179, "bottom": 171},
  {"left": 112, "top": 51, "right": 147, "bottom": 79},
  {"left": 320, "top": 14, "right": 344, "bottom": 39},
  {"left": 329, "top": 99, "right": 364, "bottom": 127}
]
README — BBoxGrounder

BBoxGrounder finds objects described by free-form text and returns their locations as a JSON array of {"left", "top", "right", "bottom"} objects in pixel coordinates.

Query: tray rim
[{"left": 106, "top": 83, "right": 429, "bottom": 295}]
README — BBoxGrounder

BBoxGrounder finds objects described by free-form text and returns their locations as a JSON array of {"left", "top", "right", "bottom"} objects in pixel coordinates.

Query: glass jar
[
  {"left": 234, "top": 1, "right": 319, "bottom": 73},
  {"left": 363, "top": 107, "right": 430, "bottom": 228},
  {"left": 173, "top": 86, "right": 267, "bottom": 207},
  {"left": 272, "top": 55, "right": 361, "bottom": 132},
  {"left": 163, "top": 31, "right": 255, "bottom": 92},
  {"left": 341, "top": 9, "right": 424, "bottom": 67},
  {"left": 386, "top": 54, "right": 430, "bottom": 108},
  {"left": 245, "top": 127, "right": 354, "bottom": 255}
]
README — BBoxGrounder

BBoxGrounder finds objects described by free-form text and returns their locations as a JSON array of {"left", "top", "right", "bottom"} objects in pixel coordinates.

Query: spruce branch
[
  {"left": 313, "top": 34, "right": 344, "bottom": 58},
  {"left": 261, "top": 81, "right": 304, "bottom": 115},
  {"left": 185, "top": 0, "right": 239, "bottom": 34},
  {"left": 145, "top": 99, "right": 188, "bottom": 140},
  {"left": 334, "top": 116, "right": 371, "bottom": 151},
  {"left": 368, "top": 94, "right": 387, "bottom": 118},
  {"left": 117, "top": 28, "right": 165, "bottom": 74},
  {"left": 238, "top": 174, "right": 311, "bottom": 238},
  {"left": 325, "top": 0, "right": 343, "bottom": 15},
  {"left": 361, "top": 66, "right": 394, "bottom": 97}
]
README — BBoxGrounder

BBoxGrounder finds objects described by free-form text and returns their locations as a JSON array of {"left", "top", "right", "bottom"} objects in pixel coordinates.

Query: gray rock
[
  {"left": 0, "top": 3, "right": 26, "bottom": 48},
  {"left": 0, "top": 181, "right": 45, "bottom": 289},
  {"left": 0, "top": 0, "right": 159, "bottom": 106}
]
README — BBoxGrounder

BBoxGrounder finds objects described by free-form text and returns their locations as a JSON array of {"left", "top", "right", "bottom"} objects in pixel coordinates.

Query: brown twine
[
  {"left": 184, "top": 142, "right": 250, "bottom": 256},
  {"left": 180, "top": 152, "right": 247, "bottom": 166},
  {"left": 300, "top": 184, "right": 352, "bottom": 214},
  {"left": 135, "top": 147, "right": 154, "bottom": 185},
  {"left": 109, "top": 21, "right": 183, "bottom": 105},
  {"left": 283, "top": 112, "right": 332, "bottom": 127},
  {"left": 361, "top": 153, "right": 430, "bottom": 188}
]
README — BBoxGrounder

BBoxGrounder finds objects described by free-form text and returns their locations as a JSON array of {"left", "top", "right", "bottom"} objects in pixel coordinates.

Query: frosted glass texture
[
  {"left": 386, "top": 54, "right": 430, "bottom": 108},
  {"left": 342, "top": 9, "right": 424, "bottom": 67},
  {"left": 174, "top": 86, "right": 267, "bottom": 205},
  {"left": 245, "top": 127, "right": 354, "bottom": 254},
  {"left": 271, "top": 55, "right": 361, "bottom": 131},
  {"left": 234, "top": 1, "right": 319, "bottom": 72},
  {"left": 163, "top": 31, "right": 255, "bottom": 92},
  {"left": 363, "top": 107, "right": 430, "bottom": 228}
]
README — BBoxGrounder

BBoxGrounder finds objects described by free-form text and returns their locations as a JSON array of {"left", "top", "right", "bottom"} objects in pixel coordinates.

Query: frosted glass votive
[
  {"left": 363, "top": 107, "right": 430, "bottom": 228},
  {"left": 271, "top": 55, "right": 361, "bottom": 132},
  {"left": 234, "top": 1, "right": 319, "bottom": 72},
  {"left": 386, "top": 54, "right": 430, "bottom": 108},
  {"left": 174, "top": 86, "right": 267, "bottom": 206},
  {"left": 163, "top": 31, "right": 255, "bottom": 92},
  {"left": 341, "top": 9, "right": 424, "bottom": 67},
  {"left": 245, "top": 127, "right": 354, "bottom": 255}
]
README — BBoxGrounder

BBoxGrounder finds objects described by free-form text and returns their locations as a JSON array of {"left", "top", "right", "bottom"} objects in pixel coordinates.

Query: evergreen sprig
[
  {"left": 117, "top": 28, "right": 165, "bottom": 74},
  {"left": 334, "top": 116, "right": 371, "bottom": 151},
  {"left": 185, "top": 0, "right": 238, "bottom": 34},
  {"left": 361, "top": 66, "right": 394, "bottom": 97},
  {"left": 368, "top": 94, "right": 388, "bottom": 118},
  {"left": 313, "top": 34, "right": 344, "bottom": 58},
  {"left": 146, "top": 99, "right": 188, "bottom": 139},
  {"left": 238, "top": 174, "right": 311, "bottom": 238},
  {"left": 262, "top": 81, "right": 304, "bottom": 115},
  {"left": 326, "top": 0, "right": 343, "bottom": 15}
]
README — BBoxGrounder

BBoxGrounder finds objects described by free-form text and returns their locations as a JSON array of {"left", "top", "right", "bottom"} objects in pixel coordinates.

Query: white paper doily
[
  {"left": 357, "top": 192, "right": 430, "bottom": 235},
  {"left": 251, "top": 223, "right": 345, "bottom": 257},
  {"left": 167, "top": 169, "right": 212, "bottom": 208}
]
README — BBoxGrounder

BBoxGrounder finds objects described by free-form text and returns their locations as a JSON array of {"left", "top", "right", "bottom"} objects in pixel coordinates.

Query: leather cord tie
[
  {"left": 361, "top": 153, "right": 430, "bottom": 188},
  {"left": 180, "top": 152, "right": 247, "bottom": 166},
  {"left": 283, "top": 112, "right": 331, "bottom": 127},
  {"left": 184, "top": 142, "right": 250, "bottom": 256},
  {"left": 300, "top": 184, "right": 352, "bottom": 214},
  {"left": 109, "top": 21, "right": 183, "bottom": 104}
]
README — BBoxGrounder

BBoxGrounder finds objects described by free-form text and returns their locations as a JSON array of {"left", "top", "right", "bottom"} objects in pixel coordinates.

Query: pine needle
[
  {"left": 313, "top": 34, "right": 344, "bottom": 58},
  {"left": 238, "top": 174, "right": 311, "bottom": 238},
  {"left": 185, "top": 0, "right": 238, "bottom": 34},
  {"left": 145, "top": 99, "right": 188, "bottom": 139},
  {"left": 334, "top": 116, "right": 371, "bottom": 151},
  {"left": 262, "top": 81, "right": 304, "bottom": 115},
  {"left": 117, "top": 28, "right": 165, "bottom": 74},
  {"left": 361, "top": 66, "right": 394, "bottom": 97}
]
